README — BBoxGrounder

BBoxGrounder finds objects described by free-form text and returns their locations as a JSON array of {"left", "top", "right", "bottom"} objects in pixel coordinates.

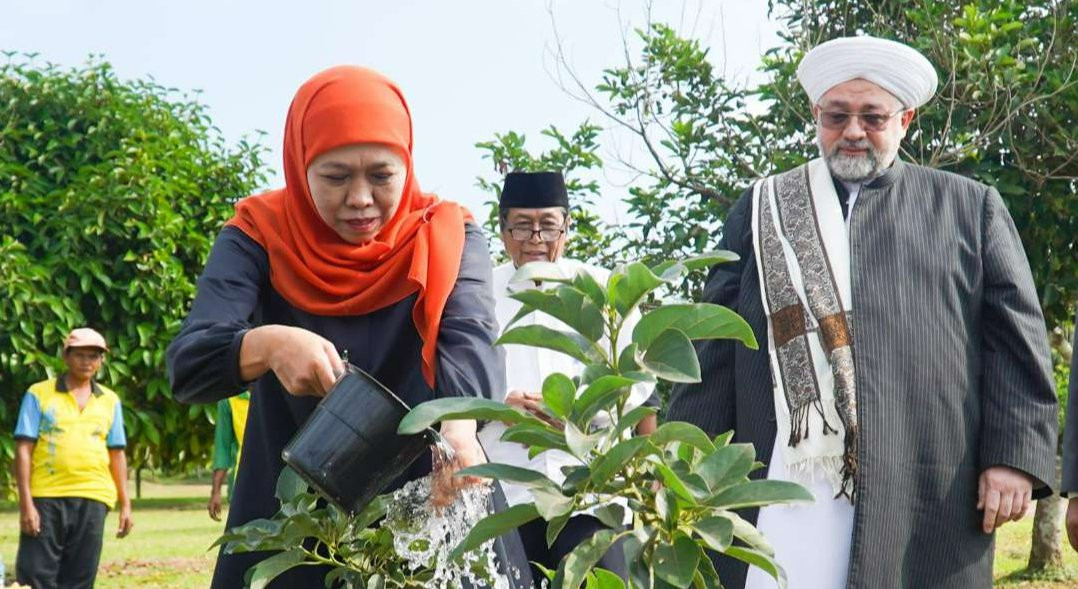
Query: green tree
[{"left": 0, "top": 54, "right": 268, "bottom": 495}]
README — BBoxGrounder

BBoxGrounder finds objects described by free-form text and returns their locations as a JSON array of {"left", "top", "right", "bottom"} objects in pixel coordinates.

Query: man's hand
[
  {"left": 1066, "top": 498, "right": 1078, "bottom": 551},
  {"left": 504, "top": 390, "right": 562, "bottom": 428},
  {"left": 208, "top": 490, "right": 223, "bottom": 521},
  {"left": 19, "top": 500, "right": 40, "bottom": 536},
  {"left": 977, "top": 466, "right": 1034, "bottom": 534},
  {"left": 116, "top": 501, "right": 134, "bottom": 538}
]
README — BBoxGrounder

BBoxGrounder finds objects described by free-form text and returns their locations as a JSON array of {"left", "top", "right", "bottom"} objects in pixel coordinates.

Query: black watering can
[{"left": 282, "top": 364, "right": 440, "bottom": 513}]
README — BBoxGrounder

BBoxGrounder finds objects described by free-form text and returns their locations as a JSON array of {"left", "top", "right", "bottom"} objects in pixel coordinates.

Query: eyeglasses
[
  {"left": 507, "top": 224, "right": 566, "bottom": 242},
  {"left": 816, "top": 109, "right": 906, "bottom": 132}
]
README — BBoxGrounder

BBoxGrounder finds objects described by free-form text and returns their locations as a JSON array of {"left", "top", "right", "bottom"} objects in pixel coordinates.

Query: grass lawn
[{"left": 2, "top": 484, "right": 1077, "bottom": 587}]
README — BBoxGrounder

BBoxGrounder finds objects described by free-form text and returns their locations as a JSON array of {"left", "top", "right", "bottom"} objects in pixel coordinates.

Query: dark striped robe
[{"left": 667, "top": 160, "right": 1057, "bottom": 588}]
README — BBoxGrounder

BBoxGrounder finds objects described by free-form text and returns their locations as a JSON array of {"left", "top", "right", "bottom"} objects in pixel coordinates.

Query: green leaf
[
  {"left": 718, "top": 511, "right": 775, "bottom": 556},
  {"left": 565, "top": 421, "right": 602, "bottom": 460},
  {"left": 611, "top": 406, "right": 659, "bottom": 440},
  {"left": 553, "top": 529, "right": 620, "bottom": 589},
  {"left": 500, "top": 422, "right": 571, "bottom": 454},
  {"left": 248, "top": 548, "right": 306, "bottom": 589},
  {"left": 706, "top": 480, "right": 814, "bottom": 510},
  {"left": 586, "top": 568, "right": 627, "bottom": 589},
  {"left": 611, "top": 261, "right": 665, "bottom": 317},
  {"left": 572, "top": 375, "right": 636, "bottom": 425},
  {"left": 633, "top": 303, "right": 757, "bottom": 350},
  {"left": 696, "top": 443, "right": 755, "bottom": 491},
  {"left": 456, "top": 463, "right": 560, "bottom": 491},
  {"left": 510, "top": 261, "right": 570, "bottom": 284},
  {"left": 546, "top": 512, "right": 572, "bottom": 548},
  {"left": 692, "top": 516, "right": 734, "bottom": 552},
  {"left": 532, "top": 487, "right": 575, "bottom": 520},
  {"left": 450, "top": 503, "right": 540, "bottom": 560},
  {"left": 649, "top": 422, "right": 716, "bottom": 453},
  {"left": 542, "top": 373, "right": 577, "bottom": 419},
  {"left": 652, "top": 250, "right": 739, "bottom": 276},
  {"left": 497, "top": 324, "right": 600, "bottom": 365},
  {"left": 656, "top": 487, "right": 678, "bottom": 528},
  {"left": 726, "top": 546, "right": 787, "bottom": 588},
  {"left": 639, "top": 329, "right": 701, "bottom": 383},
  {"left": 571, "top": 267, "right": 607, "bottom": 307},
  {"left": 651, "top": 460, "right": 697, "bottom": 504},
  {"left": 274, "top": 466, "right": 307, "bottom": 503},
  {"left": 592, "top": 503, "right": 627, "bottom": 529},
  {"left": 398, "top": 397, "right": 547, "bottom": 434},
  {"left": 590, "top": 436, "right": 652, "bottom": 485},
  {"left": 511, "top": 285, "right": 605, "bottom": 342},
  {"left": 653, "top": 531, "right": 701, "bottom": 588}
]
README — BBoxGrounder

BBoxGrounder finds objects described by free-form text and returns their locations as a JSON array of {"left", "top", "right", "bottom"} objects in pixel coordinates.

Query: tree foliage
[{"left": 0, "top": 54, "right": 267, "bottom": 492}]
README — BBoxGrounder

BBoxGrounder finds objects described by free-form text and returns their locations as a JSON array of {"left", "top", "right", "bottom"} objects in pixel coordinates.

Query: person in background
[
  {"left": 207, "top": 390, "right": 250, "bottom": 521},
  {"left": 14, "top": 327, "right": 134, "bottom": 589}
]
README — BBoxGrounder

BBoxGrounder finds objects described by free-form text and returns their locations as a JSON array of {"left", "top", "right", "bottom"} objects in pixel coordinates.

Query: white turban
[{"left": 796, "top": 36, "right": 938, "bottom": 108}]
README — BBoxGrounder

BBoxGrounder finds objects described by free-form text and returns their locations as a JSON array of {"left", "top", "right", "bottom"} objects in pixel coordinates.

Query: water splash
[{"left": 385, "top": 475, "right": 512, "bottom": 589}]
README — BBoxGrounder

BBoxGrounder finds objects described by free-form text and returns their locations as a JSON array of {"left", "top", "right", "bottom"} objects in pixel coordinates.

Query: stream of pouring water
[{"left": 382, "top": 438, "right": 520, "bottom": 589}]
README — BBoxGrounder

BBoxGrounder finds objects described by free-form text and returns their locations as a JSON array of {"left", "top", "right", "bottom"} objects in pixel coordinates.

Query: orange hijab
[{"left": 227, "top": 66, "right": 471, "bottom": 387}]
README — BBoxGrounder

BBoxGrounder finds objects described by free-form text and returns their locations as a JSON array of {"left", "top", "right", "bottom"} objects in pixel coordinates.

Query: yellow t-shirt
[
  {"left": 228, "top": 394, "right": 249, "bottom": 466},
  {"left": 14, "top": 377, "right": 126, "bottom": 507}
]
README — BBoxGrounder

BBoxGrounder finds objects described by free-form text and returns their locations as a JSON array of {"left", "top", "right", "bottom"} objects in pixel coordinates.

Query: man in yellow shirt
[{"left": 14, "top": 327, "right": 134, "bottom": 589}]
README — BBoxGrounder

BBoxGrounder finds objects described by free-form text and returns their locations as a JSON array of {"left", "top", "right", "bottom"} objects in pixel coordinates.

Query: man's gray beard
[{"left": 819, "top": 137, "right": 888, "bottom": 182}]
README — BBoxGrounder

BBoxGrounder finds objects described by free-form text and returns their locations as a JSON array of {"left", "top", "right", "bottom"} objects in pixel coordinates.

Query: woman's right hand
[{"left": 240, "top": 325, "right": 344, "bottom": 396}]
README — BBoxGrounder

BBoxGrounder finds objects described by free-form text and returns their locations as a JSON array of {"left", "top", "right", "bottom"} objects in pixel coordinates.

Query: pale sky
[{"left": 2, "top": 0, "right": 781, "bottom": 218}]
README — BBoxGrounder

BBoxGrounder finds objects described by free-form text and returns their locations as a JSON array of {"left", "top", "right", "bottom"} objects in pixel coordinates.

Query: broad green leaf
[
  {"left": 712, "top": 430, "right": 735, "bottom": 447},
  {"left": 450, "top": 503, "right": 540, "bottom": 560},
  {"left": 352, "top": 494, "right": 389, "bottom": 530},
  {"left": 590, "top": 436, "right": 652, "bottom": 485},
  {"left": 718, "top": 511, "right": 775, "bottom": 556},
  {"left": 497, "top": 324, "right": 600, "bottom": 364},
  {"left": 275, "top": 466, "right": 307, "bottom": 503},
  {"left": 651, "top": 460, "right": 697, "bottom": 504},
  {"left": 610, "top": 261, "right": 665, "bottom": 317},
  {"left": 656, "top": 487, "right": 678, "bottom": 528},
  {"left": 510, "top": 261, "right": 570, "bottom": 284},
  {"left": 651, "top": 251, "right": 740, "bottom": 277},
  {"left": 696, "top": 443, "right": 755, "bottom": 491},
  {"left": 572, "top": 375, "right": 636, "bottom": 425},
  {"left": 398, "top": 397, "right": 547, "bottom": 434},
  {"left": 571, "top": 267, "right": 607, "bottom": 307},
  {"left": 706, "top": 480, "right": 814, "bottom": 510},
  {"left": 501, "top": 422, "right": 571, "bottom": 454},
  {"left": 248, "top": 548, "right": 306, "bottom": 589},
  {"left": 639, "top": 329, "right": 701, "bottom": 383},
  {"left": 592, "top": 503, "right": 626, "bottom": 529},
  {"left": 565, "top": 421, "right": 602, "bottom": 460},
  {"left": 692, "top": 516, "right": 734, "bottom": 552},
  {"left": 456, "top": 463, "right": 560, "bottom": 491},
  {"left": 653, "top": 531, "right": 701, "bottom": 588},
  {"left": 542, "top": 373, "right": 577, "bottom": 419},
  {"left": 586, "top": 568, "right": 626, "bottom": 589},
  {"left": 726, "top": 546, "right": 787, "bottom": 588},
  {"left": 611, "top": 405, "right": 659, "bottom": 440},
  {"left": 511, "top": 285, "right": 605, "bottom": 342},
  {"left": 546, "top": 512, "right": 571, "bottom": 548},
  {"left": 553, "top": 529, "right": 620, "bottom": 589},
  {"left": 633, "top": 303, "right": 757, "bottom": 350},
  {"left": 531, "top": 487, "right": 575, "bottom": 520},
  {"left": 649, "top": 422, "right": 716, "bottom": 453},
  {"left": 561, "top": 465, "right": 591, "bottom": 493}
]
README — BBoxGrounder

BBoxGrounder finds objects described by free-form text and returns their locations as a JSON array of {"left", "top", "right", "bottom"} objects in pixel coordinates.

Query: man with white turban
[{"left": 667, "top": 35, "right": 1057, "bottom": 588}]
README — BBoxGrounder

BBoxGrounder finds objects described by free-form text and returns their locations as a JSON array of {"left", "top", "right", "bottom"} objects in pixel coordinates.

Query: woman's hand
[
  {"left": 431, "top": 419, "right": 486, "bottom": 508},
  {"left": 240, "top": 325, "right": 344, "bottom": 396},
  {"left": 504, "top": 390, "right": 563, "bottom": 429}
]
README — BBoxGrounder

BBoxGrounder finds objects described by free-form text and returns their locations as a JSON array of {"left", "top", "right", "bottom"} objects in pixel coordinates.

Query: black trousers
[
  {"left": 516, "top": 514, "right": 627, "bottom": 585},
  {"left": 16, "top": 497, "right": 108, "bottom": 589}
]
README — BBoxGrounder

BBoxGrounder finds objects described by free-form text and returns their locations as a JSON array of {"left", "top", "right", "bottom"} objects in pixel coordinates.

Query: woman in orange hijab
[{"left": 167, "top": 66, "right": 513, "bottom": 587}]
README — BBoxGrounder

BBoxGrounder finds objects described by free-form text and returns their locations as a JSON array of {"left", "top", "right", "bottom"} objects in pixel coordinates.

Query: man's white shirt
[{"left": 478, "top": 258, "right": 655, "bottom": 509}]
